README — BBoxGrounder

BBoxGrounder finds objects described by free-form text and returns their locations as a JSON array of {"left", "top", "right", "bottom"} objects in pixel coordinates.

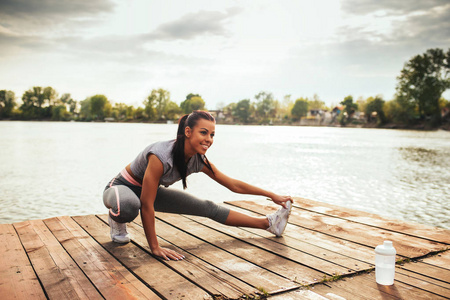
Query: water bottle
[{"left": 375, "top": 241, "right": 396, "bottom": 285}]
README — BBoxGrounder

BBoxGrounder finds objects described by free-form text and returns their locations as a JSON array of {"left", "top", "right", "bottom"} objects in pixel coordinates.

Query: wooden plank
[
  {"left": 291, "top": 197, "right": 450, "bottom": 244},
  {"left": 159, "top": 213, "right": 327, "bottom": 285},
  {"left": 228, "top": 200, "right": 446, "bottom": 258},
  {"left": 273, "top": 290, "right": 335, "bottom": 299},
  {"left": 397, "top": 261, "right": 450, "bottom": 284},
  {"left": 222, "top": 202, "right": 377, "bottom": 267},
  {"left": 44, "top": 216, "right": 160, "bottom": 300},
  {"left": 0, "top": 223, "right": 46, "bottom": 300},
  {"left": 97, "top": 214, "right": 259, "bottom": 299},
  {"left": 278, "top": 287, "right": 359, "bottom": 300},
  {"left": 311, "top": 272, "right": 449, "bottom": 300},
  {"left": 133, "top": 215, "right": 299, "bottom": 295},
  {"left": 421, "top": 250, "right": 450, "bottom": 270},
  {"left": 358, "top": 271, "right": 449, "bottom": 299},
  {"left": 14, "top": 220, "right": 102, "bottom": 300},
  {"left": 75, "top": 215, "right": 213, "bottom": 299},
  {"left": 395, "top": 268, "right": 450, "bottom": 298},
  {"left": 308, "top": 277, "right": 394, "bottom": 300},
  {"left": 270, "top": 289, "right": 332, "bottom": 299}
]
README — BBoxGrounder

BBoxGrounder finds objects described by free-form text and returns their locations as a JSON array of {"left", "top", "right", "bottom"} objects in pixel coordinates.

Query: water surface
[{"left": 0, "top": 121, "right": 448, "bottom": 229}]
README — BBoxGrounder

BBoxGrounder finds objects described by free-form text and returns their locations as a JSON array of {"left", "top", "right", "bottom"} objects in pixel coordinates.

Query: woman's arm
[
  {"left": 202, "top": 162, "right": 292, "bottom": 208},
  {"left": 141, "top": 154, "right": 184, "bottom": 261}
]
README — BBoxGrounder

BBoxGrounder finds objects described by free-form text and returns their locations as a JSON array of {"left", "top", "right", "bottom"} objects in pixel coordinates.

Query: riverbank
[{"left": 2, "top": 117, "right": 449, "bottom": 131}]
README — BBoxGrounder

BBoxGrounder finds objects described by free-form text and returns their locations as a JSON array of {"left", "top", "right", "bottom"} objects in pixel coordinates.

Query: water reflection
[
  {"left": 399, "top": 147, "right": 439, "bottom": 164},
  {"left": 394, "top": 146, "right": 450, "bottom": 229}
]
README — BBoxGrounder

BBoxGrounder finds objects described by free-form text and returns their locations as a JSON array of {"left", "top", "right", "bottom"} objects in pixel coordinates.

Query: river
[{"left": 0, "top": 121, "right": 449, "bottom": 229}]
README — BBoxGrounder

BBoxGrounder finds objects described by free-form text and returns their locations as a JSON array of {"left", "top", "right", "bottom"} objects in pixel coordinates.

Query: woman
[{"left": 103, "top": 110, "right": 292, "bottom": 261}]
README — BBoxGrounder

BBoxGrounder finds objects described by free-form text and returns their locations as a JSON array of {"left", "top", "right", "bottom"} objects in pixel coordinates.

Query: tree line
[{"left": 1, "top": 48, "right": 449, "bottom": 128}]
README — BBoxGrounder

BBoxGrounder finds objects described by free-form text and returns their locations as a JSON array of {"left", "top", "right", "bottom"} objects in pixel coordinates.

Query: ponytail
[
  {"left": 172, "top": 111, "right": 215, "bottom": 189},
  {"left": 172, "top": 114, "right": 189, "bottom": 189}
]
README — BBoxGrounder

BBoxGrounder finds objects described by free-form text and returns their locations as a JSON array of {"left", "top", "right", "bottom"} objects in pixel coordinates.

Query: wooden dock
[{"left": 1, "top": 197, "right": 449, "bottom": 299}]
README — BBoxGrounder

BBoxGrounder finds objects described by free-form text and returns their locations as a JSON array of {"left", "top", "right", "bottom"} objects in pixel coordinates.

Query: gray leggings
[{"left": 103, "top": 171, "right": 230, "bottom": 224}]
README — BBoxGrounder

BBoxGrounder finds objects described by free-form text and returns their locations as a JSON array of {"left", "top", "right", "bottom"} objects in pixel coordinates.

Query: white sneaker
[
  {"left": 266, "top": 201, "right": 292, "bottom": 237},
  {"left": 108, "top": 215, "right": 130, "bottom": 243}
]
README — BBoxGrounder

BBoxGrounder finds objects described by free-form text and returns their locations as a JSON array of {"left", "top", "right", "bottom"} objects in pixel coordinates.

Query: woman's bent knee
[{"left": 103, "top": 186, "right": 141, "bottom": 223}]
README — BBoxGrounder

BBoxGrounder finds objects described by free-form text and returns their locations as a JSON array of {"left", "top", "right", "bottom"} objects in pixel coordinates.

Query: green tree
[
  {"left": 126, "top": 106, "right": 137, "bottom": 120},
  {"left": 385, "top": 96, "right": 417, "bottom": 125},
  {"left": 340, "top": 95, "right": 358, "bottom": 125},
  {"left": 255, "top": 91, "right": 276, "bottom": 121},
  {"left": 396, "top": 48, "right": 450, "bottom": 127},
  {"left": 51, "top": 105, "right": 70, "bottom": 121},
  {"left": 365, "top": 96, "right": 386, "bottom": 125},
  {"left": 308, "top": 94, "right": 326, "bottom": 110},
  {"left": 147, "top": 88, "right": 171, "bottom": 120},
  {"left": 0, "top": 90, "right": 16, "bottom": 118},
  {"left": 439, "top": 97, "right": 450, "bottom": 109},
  {"left": 79, "top": 94, "right": 110, "bottom": 121},
  {"left": 60, "top": 93, "right": 71, "bottom": 104},
  {"left": 20, "top": 86, "right": 57, "bottom": 119},
  {"left": 112, "top": 103, "right": 128, "bottom": 120},
  {"left": 59, "top": 93, "right": 77, "bottom": 114},
  {"left": 79, "top": 98, "right": 91, "bottom": 120},
  {"left": 180, "top": 93, "right": 206, "bottom": 114},
  {"left": 143, "top": 93, "right": 157, "bottom": 121},
  {"left": 135, "top": 107, "right": 145, "bottom": 120},
  {"left": 165, "top": 101, "right": 182, "bottom": 120},
  {"left": 232, "top": 99, "right": 252, "bottom": 123},
  {"left": 223, "top": 102, "right": 236, "bottom": 119},
  {"left": 279, "top": 95, "right": 294, "bottom": 121},
  {"left": 190, "top": 96, "right": 206, "bottom": 111},
  {"left": 291, "top": 98, "right": 308, "bottom": 121},
  {"left": 90, "top": 95, "right": 109, "bottom": 120}
]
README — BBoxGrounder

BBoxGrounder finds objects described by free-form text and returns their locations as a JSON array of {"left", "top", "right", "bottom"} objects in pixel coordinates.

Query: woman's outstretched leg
[
  {"left": 226, "top": 201, "right": 292, "bottom": 237},
  {"left": 154, "top": 187, "right": 291, "bottom": 236},
  {"left": 224, "top": 210, "right": 269, "bottom": 229}
]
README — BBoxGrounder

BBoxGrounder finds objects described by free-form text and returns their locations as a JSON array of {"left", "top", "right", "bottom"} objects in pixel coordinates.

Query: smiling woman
[{"left": 102, "top": 110, "right": 293, "bottom": 261}]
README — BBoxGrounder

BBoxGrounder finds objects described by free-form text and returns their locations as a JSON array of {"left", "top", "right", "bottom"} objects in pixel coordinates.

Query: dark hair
[{"left": 172, "top": 110, "right": 215, "bottom": 189}]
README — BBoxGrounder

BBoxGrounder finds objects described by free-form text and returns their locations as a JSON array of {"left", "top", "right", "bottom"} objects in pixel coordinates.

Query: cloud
[
  {"left": 0, "top": 5, "right": 242, "bottom": 60},
  {"left": 338, "top": 1, "right": 450, "bottom": 48},
  {"left": 341, "top": 0, "right": 449, "bottom": 15},
  {"left": 0, "top": 0, "right": 115, "bottom": 35},
  {"left": 0, "top": 0, "right": 116, "bottom": 56},
  {"left": 391, "top": 4, "right": 450, "bottom": 45},
  {"left": 0, "top": 31, "right": 55, "bottom": 56},
  {"left": 144, "top": 8, "right": 242, "bottom": 41},
  {"left": 0, "top": 0, "right": 114, "bottom": 18}
]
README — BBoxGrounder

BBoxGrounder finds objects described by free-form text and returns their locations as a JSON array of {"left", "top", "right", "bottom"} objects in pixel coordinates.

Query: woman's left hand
[{"left": 271, "top": 195, "right": 293, "bottom": 208}]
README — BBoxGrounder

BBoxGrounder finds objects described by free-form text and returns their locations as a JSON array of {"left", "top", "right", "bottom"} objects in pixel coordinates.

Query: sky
[{"left": 1, "top": 0, "right": 449, "bottom": 109}]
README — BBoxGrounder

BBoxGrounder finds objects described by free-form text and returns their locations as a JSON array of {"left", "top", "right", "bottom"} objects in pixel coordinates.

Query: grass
[{"left": 321, "top": 273, "right": 342, "bottom": 283}]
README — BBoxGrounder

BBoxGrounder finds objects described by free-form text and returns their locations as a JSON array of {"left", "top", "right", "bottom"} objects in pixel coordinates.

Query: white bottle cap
[{"left": 375, "top": 240, "right": 396, "bottom": 255}]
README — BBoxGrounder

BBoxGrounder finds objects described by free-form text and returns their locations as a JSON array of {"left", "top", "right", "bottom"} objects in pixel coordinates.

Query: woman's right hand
[{"left": 152, "top": 246, "right": 185, "bottom": 261}]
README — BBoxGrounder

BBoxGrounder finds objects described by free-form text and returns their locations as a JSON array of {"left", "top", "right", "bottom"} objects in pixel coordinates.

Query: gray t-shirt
[{"left": 129, "top": 139, "right": 206, "bottom": 187}]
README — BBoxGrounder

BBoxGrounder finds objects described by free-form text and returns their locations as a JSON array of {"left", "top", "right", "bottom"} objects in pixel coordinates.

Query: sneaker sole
[{"left": 112, "top": 236, "right": 130, "bottom": 244}]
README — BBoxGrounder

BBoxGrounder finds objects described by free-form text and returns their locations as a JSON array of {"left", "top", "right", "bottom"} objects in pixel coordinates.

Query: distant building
[{"left": 208, "top": 110, "right": 228, "bottom": 122}]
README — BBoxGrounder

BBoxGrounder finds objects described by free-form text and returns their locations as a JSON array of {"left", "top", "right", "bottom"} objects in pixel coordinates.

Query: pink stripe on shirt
[{"left": 121, "top": 169, "right": 142, "bottom": 187}]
